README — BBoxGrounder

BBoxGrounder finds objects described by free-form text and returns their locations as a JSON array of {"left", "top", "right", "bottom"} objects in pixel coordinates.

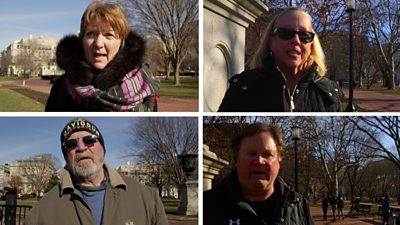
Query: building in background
[
  {"left": 7, "top": 154, "right": 56, "bottom": 196},
  {"left": 117, "top": 161, "right": 178, "bottom": 198},
  {"left": 0, "top": 34, "right": 63, "bottom": 77}
]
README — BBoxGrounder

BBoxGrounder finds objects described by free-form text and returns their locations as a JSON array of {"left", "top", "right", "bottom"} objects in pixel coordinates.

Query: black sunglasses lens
[
  {"left": 277, "top": 28, "right": 295, "bottom": 40},
  {"left": 299, "top": 32, "right": 314, "bottom": 43},
  {"left": 64, "top": 139, "right": 78, "bottom": 149},
  {"left": 83, "top": 135, "right": 97, "bottom": 145},
  {"left": 276, "top": 28, "right": 314, "bottom": 43},
  {"left": 64, "top": 135, "right": 97, "bottom": 149}
]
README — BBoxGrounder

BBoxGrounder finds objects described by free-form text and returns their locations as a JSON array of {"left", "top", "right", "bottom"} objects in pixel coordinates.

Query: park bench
[{"left": 357, "top": 203, "right": 372, "bottom": 215}]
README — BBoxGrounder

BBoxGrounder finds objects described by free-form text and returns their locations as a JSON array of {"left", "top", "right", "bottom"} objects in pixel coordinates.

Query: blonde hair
[
  {"left": 79, "top": 1, "right": 130, "bottom": 45},
  {"left": 249, "top": 7, "right": 327, "bottom": 76}
]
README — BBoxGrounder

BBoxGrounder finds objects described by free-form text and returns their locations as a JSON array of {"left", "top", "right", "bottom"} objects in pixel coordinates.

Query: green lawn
[
  {"left": 0, "top": 89, "right": 44, "bottom": 111},
  {"left": 159, "top": 76, "right": 198, "bottom": 99},
  {"left": 0, "top": 76, "right": 25, "bottom": 81}
]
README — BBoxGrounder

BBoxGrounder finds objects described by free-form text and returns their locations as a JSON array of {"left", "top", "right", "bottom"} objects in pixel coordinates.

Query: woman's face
[
  {"left": 82, "top": 20, "right": 122, "bottom": 70},
  {"left": 269, "top": 11, "right": 314, "bottom": 76}
]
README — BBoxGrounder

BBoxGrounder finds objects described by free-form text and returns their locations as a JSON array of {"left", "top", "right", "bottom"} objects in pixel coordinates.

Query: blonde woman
[{"left": 219, "top": 7, "right": 343, "bottom": 112}]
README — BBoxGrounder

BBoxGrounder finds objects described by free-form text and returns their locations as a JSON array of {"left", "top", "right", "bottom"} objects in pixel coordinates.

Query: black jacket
[
  {"left": 218, "top": 61, "right": 343, "bottom": 112},
  {"left": 204, "top": 170, "right": 314, "bottom": 225},
  {"left": 45, "top": 31, "right": 156, "bottom": 112}
]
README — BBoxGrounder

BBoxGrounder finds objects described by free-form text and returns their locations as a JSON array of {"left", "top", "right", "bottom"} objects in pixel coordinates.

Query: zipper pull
[{"left": 290, "top": 96, "right": 295, "bottom": 111}]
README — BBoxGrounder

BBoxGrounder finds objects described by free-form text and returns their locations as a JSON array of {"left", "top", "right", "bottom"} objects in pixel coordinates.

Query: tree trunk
[{"left": 174, "top": 63, "right": 181, "bottom": 86}]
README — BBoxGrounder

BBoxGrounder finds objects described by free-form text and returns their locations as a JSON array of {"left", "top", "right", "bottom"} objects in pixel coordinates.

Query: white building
[
  {"left": 116, "top": 161, "right": 178, "bottom": 198},
  {"left": 0, "top": 164, "right": 10, "bottom": 190},
  {"left": 8, "top": 154, "right": 56, "bottom": 195},
  {"left": 0, "top": 34, "right": 62, "bottom": 77}
]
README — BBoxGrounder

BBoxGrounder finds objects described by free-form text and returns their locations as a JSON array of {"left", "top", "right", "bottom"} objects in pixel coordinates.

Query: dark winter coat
[
  {"left": 24, "top": 163, "right": 168, "bottom": 225},
  {"left": 45, "top": 31, "right": 158, "bottom": 112},
  {"left": 203, "top": 170, "right": 314, "bottom": 225},
  {"left": 218, "top": 58, "right": 343, "bottom": 112}
]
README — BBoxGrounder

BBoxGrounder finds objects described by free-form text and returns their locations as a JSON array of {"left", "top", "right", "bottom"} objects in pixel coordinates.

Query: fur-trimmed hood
[{"left": 56, "top": 31, "right": 145, "bottom": 90}]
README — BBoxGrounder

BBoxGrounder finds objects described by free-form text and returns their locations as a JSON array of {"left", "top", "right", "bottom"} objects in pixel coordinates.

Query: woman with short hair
[{"left": 46, "top": 2, "right": 159, "bottom": 111}]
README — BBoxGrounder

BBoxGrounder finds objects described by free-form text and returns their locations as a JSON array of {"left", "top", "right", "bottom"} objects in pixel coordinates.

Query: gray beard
[{"left": 67, "top": 154, "right": 104, "bottom": 183}]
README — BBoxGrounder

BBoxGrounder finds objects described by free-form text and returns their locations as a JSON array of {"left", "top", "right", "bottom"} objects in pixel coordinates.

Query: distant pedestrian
[
  {"left": 322, "top": 194, "right": 329, "bottom": 220},
  {"left": 337, "top": 195, "right": 344, "bottom": 220},
  {"left": 382, "top": 195, "right": 391, "bottom": 225},
  {"left": 330, "top": 195, "right": 338, "bottom": 221}
]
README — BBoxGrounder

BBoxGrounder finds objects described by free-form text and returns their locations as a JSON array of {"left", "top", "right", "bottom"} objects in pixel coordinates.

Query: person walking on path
[
  {"left": 322, "top": 194, "right": 329, "bottom": 220},
  {"left": 330, "top": 195, "right": 338, "bottom": 221},
  {"left": 382, "top": 195, "right": 391, "bottom": 225},
  {"left": 337, "top": 195, "right": 345, "bottom": 220}
]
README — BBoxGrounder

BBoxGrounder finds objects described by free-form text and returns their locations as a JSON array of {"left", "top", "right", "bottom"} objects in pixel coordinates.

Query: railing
[{"left": 0, "top": 205, "right": 32, "bottom": 225}]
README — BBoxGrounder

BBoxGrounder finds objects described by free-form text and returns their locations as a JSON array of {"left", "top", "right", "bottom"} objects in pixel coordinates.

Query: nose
[
  {"left": 94, "top": 34, "right": 105, "bottom": 48},
  {"left": 253, "top": 155, "right": 267, "bottom": 165},
  {"left": 291, "top": 33, "right": 301, "bottom": 44},
  {"left": 76, "top": 139, "right": 88, "bottom": 151}
]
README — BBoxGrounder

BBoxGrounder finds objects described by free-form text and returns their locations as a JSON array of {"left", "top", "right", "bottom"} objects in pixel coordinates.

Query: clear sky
[
  {"left": 0, "top": 117, "right": 138, "bottom": 169},
  {"left": 0, "top": 0, "right": 96, "bottom": 51}
]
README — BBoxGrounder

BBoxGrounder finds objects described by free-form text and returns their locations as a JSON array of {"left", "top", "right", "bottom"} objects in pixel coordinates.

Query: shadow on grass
[{"left": 4, "top": 85, "right": 48, "bottom": 104}]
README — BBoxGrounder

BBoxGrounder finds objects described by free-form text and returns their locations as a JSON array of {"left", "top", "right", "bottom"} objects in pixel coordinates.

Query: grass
[
  {"left": 0, "top": 76, "right": 25, "bottom": 82},
  {"left": 0, "top": 89, "right": 44, "bottom": 111},
  {"left": 159, "top": 76, "right": 198, "bottom": 99},
  {"left": 358, "top": 86, "right": 400, "bottom": 97},
  {"left": 162, "top": 199, "right": 180, "bottom": 213}
]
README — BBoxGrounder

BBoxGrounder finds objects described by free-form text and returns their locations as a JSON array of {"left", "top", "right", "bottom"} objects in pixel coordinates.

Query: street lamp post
[
  {"left": 346, "top": 0, "right": 356, "bottom": 112},
  {"left": 291, "top": 125, "right": 301, "bottom": 192}
]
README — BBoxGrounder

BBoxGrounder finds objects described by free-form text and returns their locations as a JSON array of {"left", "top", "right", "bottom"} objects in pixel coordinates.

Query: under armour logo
[
  {"left": 125, "top": 220, "right": 134, "bottom": 225},
  {"left": 229, "top": 218, "right": 240, "bottom": 225}
]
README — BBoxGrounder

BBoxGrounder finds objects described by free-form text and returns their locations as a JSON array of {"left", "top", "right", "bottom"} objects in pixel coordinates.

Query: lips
[
  {"left": 287, "top": 49, "right": 301, "bottom": 57},
  {"left": 93, "top": 53, "right": 106, "bottom": 58},
  {"left": 76, "top": 154, "right": 93, "bottom": 163},
  {"left": 250, "top": 170, "right": 267, "bottom": 179}
]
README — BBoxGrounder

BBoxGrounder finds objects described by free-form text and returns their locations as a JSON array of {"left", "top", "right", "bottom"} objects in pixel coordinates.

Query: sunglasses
[
  {"left": 63, "top": 135, "right": 98, "bottom": 149},
  {"left": 273, "top": 27, "right": 315, "bottom": 44}
]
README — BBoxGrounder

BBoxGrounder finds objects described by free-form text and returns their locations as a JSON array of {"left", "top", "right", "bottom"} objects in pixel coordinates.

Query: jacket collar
[
  {"left": 60, "top": 162, "right": 126, "bottom": 196},
  {"left": 56, "top": 31, "right": 145, "bottom": 90}
]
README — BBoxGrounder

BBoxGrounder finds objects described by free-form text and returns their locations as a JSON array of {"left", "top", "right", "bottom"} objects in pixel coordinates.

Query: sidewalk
[
  {"left": 342, "top": 87, "right": 400, "bottom": 112},
  {"left": 311, "top": 206, "right": 380, "bottom": 225},
  {"left": 167, "top": 214, "right": 198, "bottom": 225}
]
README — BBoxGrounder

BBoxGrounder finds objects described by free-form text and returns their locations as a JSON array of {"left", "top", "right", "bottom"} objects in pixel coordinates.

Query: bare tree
[
  {"left": 347, "top": 116, "right": 400, "bottom": 170},
  {"left": 121, "top": 0, "right": 198, "bottom": 85},
  {"left": 22, "top": 154, "right": 58, "bottom": 197},
  {"left": 7, "top": 176, "right": 23, "bottom": 194},
  {"left": 360, "top": 0, "right": 400, "bottom": 89},
  {"left": 126, "top": 117, "right": 198, "bottom": 195}
]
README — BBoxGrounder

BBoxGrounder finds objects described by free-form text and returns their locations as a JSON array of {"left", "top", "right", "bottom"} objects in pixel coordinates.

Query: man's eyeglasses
[
  {"left": 272, "top": 27, "right": 315, "bottom": 44},
  {"left": 63, "top": 135, "right": 98, "bottom": 149}
]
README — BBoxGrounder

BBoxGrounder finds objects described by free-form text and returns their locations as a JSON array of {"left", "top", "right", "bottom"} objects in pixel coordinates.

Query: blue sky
[
  {"left": 0, "top": 0, "right": 96, "bottom": 51},
  {"left": 0, "top": 117, "right": 139, "bottom": 169}
]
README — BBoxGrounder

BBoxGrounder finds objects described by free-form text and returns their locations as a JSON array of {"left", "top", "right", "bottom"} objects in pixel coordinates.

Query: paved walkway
[
  {"left": 311, "top": 206, "right": 381, "bottom": 225},
  {"left": 342, "top": 87, "right": 400, "bottom": 112}
]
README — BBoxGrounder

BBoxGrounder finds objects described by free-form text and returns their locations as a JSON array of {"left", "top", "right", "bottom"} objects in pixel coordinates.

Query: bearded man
[{"left": 25, "top": 118, "right": 168, "bottom": 225}]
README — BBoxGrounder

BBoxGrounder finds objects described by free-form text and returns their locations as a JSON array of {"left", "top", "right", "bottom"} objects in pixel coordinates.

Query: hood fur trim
[{"left": 56, "top": 31, "right": 146, "bottom": 89}]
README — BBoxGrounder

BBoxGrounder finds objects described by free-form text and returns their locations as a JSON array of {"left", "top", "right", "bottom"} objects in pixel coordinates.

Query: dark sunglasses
[
  {"left": 273, "top": 27, "right": 315, "bottom": 44},
  {"left": 63, "top": 135, "right": 98, "bottom": 149}
]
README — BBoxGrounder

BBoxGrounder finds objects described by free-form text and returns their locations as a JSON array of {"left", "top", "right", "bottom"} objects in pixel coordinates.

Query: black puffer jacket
[
  {"left": 204, "top": 170, "right": 314, "bottom": 225},
  {"left": 218, "top": 59, "right": 343, "bottom": 112}
]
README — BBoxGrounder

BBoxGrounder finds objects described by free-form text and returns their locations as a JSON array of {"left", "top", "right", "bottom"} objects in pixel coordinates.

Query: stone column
[
  {"left": 203, "top": 145, "right": 229, "bottom": 191},
  {"left": 177, "top": 153, "right": 198, "bottom": 216},
  {"left": 203, "top": 0, "right": 269, "bottom": 112}
]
